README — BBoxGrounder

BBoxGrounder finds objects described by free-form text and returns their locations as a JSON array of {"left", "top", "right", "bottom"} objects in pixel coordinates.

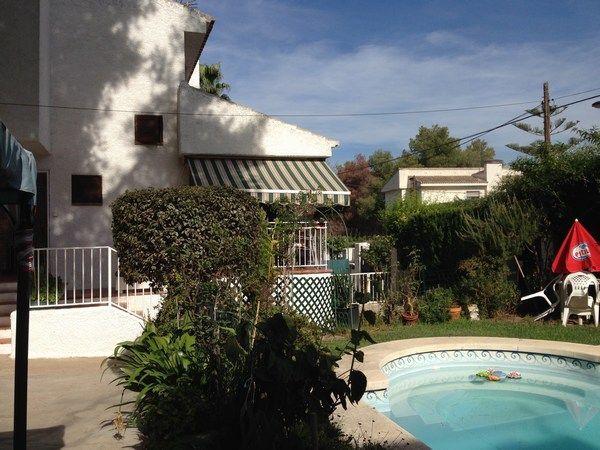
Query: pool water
[{"left": 365, "top": 350, "right": 600, "bottom": 449}]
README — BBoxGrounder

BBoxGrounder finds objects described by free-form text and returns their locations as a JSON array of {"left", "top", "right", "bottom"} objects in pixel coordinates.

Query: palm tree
[{"left": 199, "top": 63, "right": 231, "bottom": 100}]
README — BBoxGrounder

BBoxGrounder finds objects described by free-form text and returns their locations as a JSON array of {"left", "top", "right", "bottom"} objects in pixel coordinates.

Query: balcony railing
[
  {"left": 269, "top": 221, "right": 328, "bottom": 268},
  {"left": 31, "top": 246, "right": 160, "bottom": 318}
]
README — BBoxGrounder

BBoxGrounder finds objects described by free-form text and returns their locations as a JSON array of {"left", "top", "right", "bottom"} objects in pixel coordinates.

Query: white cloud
[{"left": 200, "top": 5, "right": 600, "bottom": 164}]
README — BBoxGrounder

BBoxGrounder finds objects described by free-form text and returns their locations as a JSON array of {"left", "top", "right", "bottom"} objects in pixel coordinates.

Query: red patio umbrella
[{"left": 552, "top": 219, "right": 600, "bottom": 273}]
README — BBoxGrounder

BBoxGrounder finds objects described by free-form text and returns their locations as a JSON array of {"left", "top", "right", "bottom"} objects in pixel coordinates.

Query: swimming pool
[{"left": 365, "top": 350, "right": 600, "bottom": 449}]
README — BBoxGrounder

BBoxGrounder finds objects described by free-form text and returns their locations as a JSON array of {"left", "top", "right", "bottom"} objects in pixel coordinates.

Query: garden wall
[{"left": 10, "top": 304, "right": 153, "bottom": 359}]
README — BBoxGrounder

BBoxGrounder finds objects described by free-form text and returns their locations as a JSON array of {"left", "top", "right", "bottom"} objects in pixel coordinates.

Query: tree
[
  {"left": 337, "top": 154, "right": 375, "bottom": 232},
  {"left": 507, "top": 104, "right": 579, "bottom": 157},
  {"left": 199, "top": 63, "right": 231, "bottom": 100},
  {"left": 459, "top": 139, "right": 495, "bottom": 166},
  {"left": 408, "top": 125, "right": 459, "bottom": 166},
  {"left": 407, "top": 125, "right": 495, "bottom": 167}
]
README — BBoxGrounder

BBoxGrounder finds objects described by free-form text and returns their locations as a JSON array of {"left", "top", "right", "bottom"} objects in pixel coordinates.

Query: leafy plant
[
  {"left": 199, "top": 63, "right": 231, "bottom": 100},
  {"left": 242, "top": 311, "right": 371, "bottom": 448},
  {"left": 459, "top": 196, "right": 539, "bottom": 261},
  {"left": 418, "top": 287, "right": 453, "bottom": 324},
  {"left": 106, "top": 318, "right": 210, "bottom": 442},
  {"left": 361, "top": 235, "right": 394, "bottom": 272},
  {"left": 327, "top": 235, "right": 352, "bottom": 260},
  {"left": 458, "top": 257, "right": 518, "bottom": 318},
  {"left": 31, "top": 272, "right": 64, "bottom": 305},
  {"left": 398, "top": 250, "right": 422, "bottom": 316}
]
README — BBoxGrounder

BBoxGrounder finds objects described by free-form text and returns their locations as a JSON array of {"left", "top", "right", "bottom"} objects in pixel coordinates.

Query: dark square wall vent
[
  {"left": 135, "top": 115, "right": 163, "bottom": 146},
  {"left": 72, "top": 175, "right": 102, "bottom": 205}
]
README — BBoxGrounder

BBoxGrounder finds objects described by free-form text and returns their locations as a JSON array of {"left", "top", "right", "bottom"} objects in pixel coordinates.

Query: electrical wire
[
  {"left": 336, "top": 93, "right": 600, "bottom": 176},
  {"left": 0, "top": 87, "right": 598, "bottom": 118}
]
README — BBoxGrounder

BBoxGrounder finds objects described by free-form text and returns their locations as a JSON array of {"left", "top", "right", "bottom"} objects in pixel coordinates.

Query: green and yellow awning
[{"left": 187, "top": 157, "right": 350, "bottom": 206}]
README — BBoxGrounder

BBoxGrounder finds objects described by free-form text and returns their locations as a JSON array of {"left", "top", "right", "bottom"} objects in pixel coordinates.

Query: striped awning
[{"left": 187, "top": 157, "right": 350, "bottom": 206}]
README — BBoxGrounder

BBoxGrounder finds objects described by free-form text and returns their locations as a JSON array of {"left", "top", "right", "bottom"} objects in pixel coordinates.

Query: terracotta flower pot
[
  {"left": 402, "top": 311, "right": 419, "bottom": 325},
  {"left": 449, "top": 306, "right": 462, "bottom": 320}
]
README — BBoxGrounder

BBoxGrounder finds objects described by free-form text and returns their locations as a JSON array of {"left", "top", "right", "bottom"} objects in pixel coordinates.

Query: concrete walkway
[{"left": 0, "top": 356, "right": 139, "bottom": 449}]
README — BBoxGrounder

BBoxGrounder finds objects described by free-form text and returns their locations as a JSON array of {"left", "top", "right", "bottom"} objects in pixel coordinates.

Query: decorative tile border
[{"left": 381, "top": 349, "right": 599, "bottom": 377}]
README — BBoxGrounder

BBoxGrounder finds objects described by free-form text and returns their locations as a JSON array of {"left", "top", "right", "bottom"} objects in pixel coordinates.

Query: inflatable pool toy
[
  {"left": 507, "top": 371, "right": 522, "bottom": 379},
  {"left": 473, "top": 369, "right": 507, "bottom": 381}
]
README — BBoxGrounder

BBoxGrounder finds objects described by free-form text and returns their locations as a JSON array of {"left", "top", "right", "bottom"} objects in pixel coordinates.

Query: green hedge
[
  {"left": 384, "top": 198, "right": 483, "bottom": 283},
  {"left": 111, "top": 186, "right": 270, "bottom": 291}
]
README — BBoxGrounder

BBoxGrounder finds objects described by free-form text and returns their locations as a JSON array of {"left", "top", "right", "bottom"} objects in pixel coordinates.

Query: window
[
  {"left": 466, "top": 190, "right": 481, "bottom": 198},
  {"left": 72, "top": 175, "right": 102, "bottom": 205},
  {"left": 134, "top": 115, "right": 163, "bottom": 145}
]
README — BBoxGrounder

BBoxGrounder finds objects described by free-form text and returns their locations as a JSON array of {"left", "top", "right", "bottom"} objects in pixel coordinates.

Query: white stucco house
[
  {"left": 0, "top": 0, "right": 349, "bottom": 357},
  {"left": 381, "top": 160, "right": 518, "bottom": 206}
]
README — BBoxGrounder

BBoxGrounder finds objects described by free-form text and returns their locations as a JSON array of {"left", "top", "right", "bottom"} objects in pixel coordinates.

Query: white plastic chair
[
  {"left": 520, "top": 276, "right": 562, "bottom": 321},
  {"left": 561, "top": 272, "right": 599, "bottom": 327}
]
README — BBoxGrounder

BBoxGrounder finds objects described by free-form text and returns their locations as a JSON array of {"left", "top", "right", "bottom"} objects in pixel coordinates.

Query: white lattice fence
[{"left": 273, "top": 275, "right": 336, "bottom": 328}]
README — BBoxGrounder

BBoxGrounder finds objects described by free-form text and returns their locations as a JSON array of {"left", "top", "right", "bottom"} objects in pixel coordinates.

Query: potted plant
[
  {"left": 402, "top": 295, "right": 419, "bottom": 325},
  {"left": 449, "top": 303, "right": 462, "bottom": 320},
  {"left": 398, "top": 250, "right": 422, "bottom": 325},
  {"left": 444, "top": 288, "right": 462, "bottom": 320}
]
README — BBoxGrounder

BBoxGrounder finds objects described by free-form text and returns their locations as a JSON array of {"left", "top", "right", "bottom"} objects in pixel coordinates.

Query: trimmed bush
[{"left": 111, "top": 186, "right": 270, "bottom": 292}]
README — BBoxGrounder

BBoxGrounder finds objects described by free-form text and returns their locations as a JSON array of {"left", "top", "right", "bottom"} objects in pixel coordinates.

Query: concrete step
[
  {"left": 0, "top": 343, "right": 11, "bottom": 355},
  {"left": 0, "top": 281, "right": 17, "bottom": 293},
  {"left": 0, "top": 328, "right": 10, "bottom": 339},
  {"left": 0, "top": 292, "right": 16, "bottom": 303},
  {"left": 0, "top": 304, "right": 16, "bottom": 316},
  {"left": 0, "top": 316, "right": 10, "bottom": 328}
]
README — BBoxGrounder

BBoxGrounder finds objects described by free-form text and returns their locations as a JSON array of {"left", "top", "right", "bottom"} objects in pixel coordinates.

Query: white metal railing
[
  {"left": 31, "top": 246, "right": 159, "bottom": 317},
  {"left": 269, "top": 221, "right": 328, "bottom": 268},
  {"left": 349, "top": 272, "right": 389, "bottom": 302}
]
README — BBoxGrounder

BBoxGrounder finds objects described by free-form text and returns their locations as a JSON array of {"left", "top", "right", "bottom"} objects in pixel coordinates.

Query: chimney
[{"left": 484, "top": 160, "right": 503, "bottom": 191}]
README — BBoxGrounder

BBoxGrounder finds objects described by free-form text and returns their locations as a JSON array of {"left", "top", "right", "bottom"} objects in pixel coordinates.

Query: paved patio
[{"left": 0, "top": 355, "right": 140, "bottom": 449}]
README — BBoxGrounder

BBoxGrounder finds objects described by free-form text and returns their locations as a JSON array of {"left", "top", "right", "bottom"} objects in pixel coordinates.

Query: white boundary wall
[{"left": 10, "top": 305, "right": 148, "bottom": 359}]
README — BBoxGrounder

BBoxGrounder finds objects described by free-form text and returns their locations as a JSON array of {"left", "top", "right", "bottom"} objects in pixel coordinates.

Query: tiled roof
[{"left": 412, "top": 175, "right": 488, "bottom": 185}]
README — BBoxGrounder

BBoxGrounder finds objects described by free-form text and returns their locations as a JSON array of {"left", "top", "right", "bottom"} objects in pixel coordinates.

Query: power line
[
  {"left": 336, "top": 93, "right": 600, "bottom": 176},
  {"left": 0, "top": 87, "right": 598, "bottom": 118},
  {"left": 337, "top": 109, "right": 538, "bottom": 176},
  {"left": 554, "top": 87, "right": 600, "bottom": 100}
]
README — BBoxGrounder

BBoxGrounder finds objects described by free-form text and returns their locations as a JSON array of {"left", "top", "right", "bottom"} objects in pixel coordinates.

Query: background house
[{"left": 381, "top": 160, "right": 518, "bottom": 205}]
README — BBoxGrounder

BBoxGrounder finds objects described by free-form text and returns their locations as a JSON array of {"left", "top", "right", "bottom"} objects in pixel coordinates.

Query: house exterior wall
[
  {"left": 420, "top": 187, "right": 485, "bottom": 203},
  {"left": 1, "top": 0, "right": 211, "bottom": 249},
  {"left": 178, "top": 82, "right": 339, "bottom": 159},
  {"left": 0, "top": 0, "right": 40, "bottom": 152},
  {"left": 382, "top": 161, "right": 516, "bottom": 206}
]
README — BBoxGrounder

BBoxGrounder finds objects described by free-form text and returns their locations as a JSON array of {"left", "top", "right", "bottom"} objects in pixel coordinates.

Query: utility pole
[{"left": 542, "top": 81, "right": 551, "bottom": 146}]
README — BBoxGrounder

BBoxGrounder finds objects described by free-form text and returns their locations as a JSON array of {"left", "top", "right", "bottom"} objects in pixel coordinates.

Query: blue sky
[{"left": 200, "top": 0, "right": 600, "bottom": 165}]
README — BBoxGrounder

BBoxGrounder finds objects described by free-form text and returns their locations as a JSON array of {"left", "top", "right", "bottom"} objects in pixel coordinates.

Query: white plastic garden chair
[
  {"left": 561, "top": 272, "right": 599, "bottom": 327},
  {"left": 520, "top": 275, "right": 562, "bottom": 321}
]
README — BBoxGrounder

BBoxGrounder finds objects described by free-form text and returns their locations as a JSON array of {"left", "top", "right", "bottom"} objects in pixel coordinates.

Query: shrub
[
  {"left": 111, "top": 186, "right": 270, "bottom": 294},
  {"left": 243, "top": 312, "right": 369, "bottom": 448},
  {"left": 419, "top": 287, "right": 453, "bottom": 324},
  {"left": 458, "top": 258, "right": 518, "bottom": 318},
  {"left": 327, "top": 235, "right": 352, "bottom": 260},
  {"left": 361, "top": 235, "right": 394, "bottom": 272},
  {"left": 106, "top": 318, "right": 222, "bottom": 442},
  {"left": 384, "top": 196, "right": 482, "bottom": 280}
]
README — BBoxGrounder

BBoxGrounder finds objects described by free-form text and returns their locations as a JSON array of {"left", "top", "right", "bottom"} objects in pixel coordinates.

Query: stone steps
[{"left": 0, "top": 280, "right": 17, "bottom": 355}]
